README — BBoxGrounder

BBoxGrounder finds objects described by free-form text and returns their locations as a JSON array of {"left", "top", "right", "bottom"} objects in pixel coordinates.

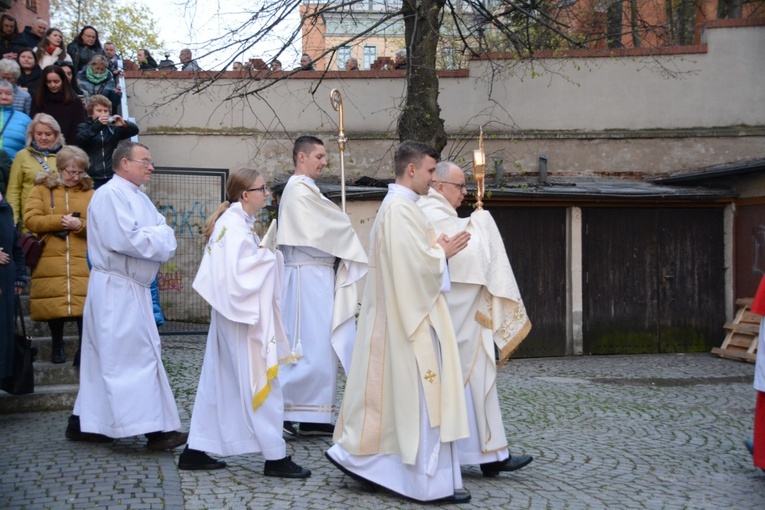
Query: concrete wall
[{"left": 125, "top": 21, "right": 765, "bottom": 183}]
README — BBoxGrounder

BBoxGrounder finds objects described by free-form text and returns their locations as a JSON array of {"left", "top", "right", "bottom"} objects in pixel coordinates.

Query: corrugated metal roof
[
  {"left": 654, "top": 159, "right": 765, "bottom": 184},
  {"left": 272, "top": 176, "right": 735, "bottom": 201}
]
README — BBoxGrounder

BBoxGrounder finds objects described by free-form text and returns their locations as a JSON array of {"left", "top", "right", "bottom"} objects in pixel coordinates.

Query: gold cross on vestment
[{"left": 424, "top": 370, "right": 436, "bottom": 383}]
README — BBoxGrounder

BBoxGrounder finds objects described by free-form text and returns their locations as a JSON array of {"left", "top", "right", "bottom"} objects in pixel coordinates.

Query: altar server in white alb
[
  {"left": 179, "top": 168, "right": 310, "bottom": 476},
  {"left": 276, "top": 135, "right": 367, "bottom": 436},
  {"left": 419, "top": 161, "right": 534, "bottom": 476},
  {"left": 66, "top": 141, "right": 187, "bottom": 450},
  {"left": 327, "top": 141, "right": 473, "bottom": 504}
]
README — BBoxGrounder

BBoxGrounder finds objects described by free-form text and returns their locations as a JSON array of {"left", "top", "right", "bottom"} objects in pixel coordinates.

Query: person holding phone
[{"left": 23, "top": 145, "right": 93, "bottom": 365}]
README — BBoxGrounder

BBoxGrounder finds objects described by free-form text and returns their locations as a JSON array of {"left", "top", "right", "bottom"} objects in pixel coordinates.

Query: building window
[
  {"left": 26, "top": 0, "right": 38, "bottom": 12},
  {"left": 338, "top": 46, "right": 351, "bottom": 70},
  {"left": 363, "top": 45, "right": 377, "bottom": 70}
]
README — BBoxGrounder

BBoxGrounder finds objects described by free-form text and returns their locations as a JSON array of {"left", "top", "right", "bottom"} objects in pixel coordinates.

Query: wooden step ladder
[{"left": 711, "top": 298, "right": 760, "bottom": 363}]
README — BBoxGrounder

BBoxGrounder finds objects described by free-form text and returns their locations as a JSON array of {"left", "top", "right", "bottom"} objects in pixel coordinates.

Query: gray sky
[{"left": 149, "top": 0, "right": 302, "bottom": 69}]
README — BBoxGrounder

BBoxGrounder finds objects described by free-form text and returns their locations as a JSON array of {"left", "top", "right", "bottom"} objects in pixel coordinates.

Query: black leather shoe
[
  {"left": 435, "top": 489, "right": 471, "bottom": 504},
  {"left": 146, "top": 431, "right": 189, "bottom": 451},
  {"left": 264, "top": 455, "right": 311, "bottom": 478},
  {"left": 178, "top": 446, "right": 227, "bottom": 470},
  {"left": 283, "top": 421, "right": 298, "bottom": 437},
  {"left": 65, "top": 415, "right": 113, "bottom": 443},
  {"left": 299, "top": 422, "right": 334, "bottom": 436},
  {"left": 51, "top": 346, "right": 65, "bottom": 364},
  {"left": 324, "top": 451, "right": 378, "bottom": 491},
  {"left": 480, "top": 454, "right": 534, "bottom": 476}
]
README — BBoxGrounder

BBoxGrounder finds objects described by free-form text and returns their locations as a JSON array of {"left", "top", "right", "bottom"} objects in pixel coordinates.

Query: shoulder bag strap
[
  {"left": 31, "top": 152, "right": 54, "bottom": 174},
  {"left": 0, "top": 108, "right": 14, "bottom": 138}
]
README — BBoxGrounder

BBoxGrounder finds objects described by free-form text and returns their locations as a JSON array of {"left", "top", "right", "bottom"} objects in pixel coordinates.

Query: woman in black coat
[
  {"left": 137, "top": 49, "right": 158, "bottom": 70},
  {"left": 66, "top": 25, "right": 104, "bottom": 74},
  {"left": 16, "top": 48, "right": 41, "bottom": 98},
  {"left": 0, "top": 189, "right": 26, "bottom": 380},
  {"left": 31, "top": 65, "right": 86, "bottom": 146},
  {"left": 0, "top": 14, "right": 23, "bottom": 60}
]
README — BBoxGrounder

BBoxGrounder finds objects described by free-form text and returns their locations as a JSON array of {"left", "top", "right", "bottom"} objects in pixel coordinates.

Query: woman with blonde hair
[
  {"left": 5, "top": 112, "right": 63, "bottom": 230},
  {"left": 181, "top": 168, "right": 310, "bottom": 478},
  {"left": 23, "top": 145, "right": 93, "bottom": 364}
]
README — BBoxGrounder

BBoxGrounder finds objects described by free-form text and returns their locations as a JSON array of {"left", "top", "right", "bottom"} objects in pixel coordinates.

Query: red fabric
[
  {"left": 755, "top": 391, "right": 765, "bottom": 469},
  {"left": 752, "top": 274, "right": 765, "bottom": 316}
]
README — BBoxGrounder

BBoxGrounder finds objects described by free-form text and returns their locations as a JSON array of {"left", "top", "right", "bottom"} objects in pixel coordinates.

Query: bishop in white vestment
[
  {"left": 419, "top": 161, "right": 533, "bottom": 476},
  {"left": 327, "top": 141, "right": 472, "bottom": 504},
  {"left": 276, "top": 136, "right": 367, "bottom": 434},
  {"left": 71, "top": 143, "right": 186, "bottom": 449}
]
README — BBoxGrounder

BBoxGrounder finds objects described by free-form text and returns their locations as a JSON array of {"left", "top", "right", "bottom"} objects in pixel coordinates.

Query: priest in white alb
[
  {"left": 67, "top": 142, "right": 187, "bottom": 450},
  {"left": 276, "top": 135, "right": 367, "bottom": 436},
  {"left": 326, "top": 141, "right": 473, "bottom": 504},
  {"left": 419, "top": 160, "right": 533, "bottom": 476},
  {"left": 179, "top": 168, "right": 310, "bottom": 478}
]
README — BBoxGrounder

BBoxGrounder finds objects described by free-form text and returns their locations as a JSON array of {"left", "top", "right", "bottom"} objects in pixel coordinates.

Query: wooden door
[
  {"left": 583, "top": 207, "right": 725, "bottom": 354},
  {"left": 479, "top": 207, "right": 568, "bottom": 357}
]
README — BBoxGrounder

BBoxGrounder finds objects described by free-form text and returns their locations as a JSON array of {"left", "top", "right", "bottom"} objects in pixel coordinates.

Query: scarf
[
  {"left": 85, "top": 65, "right": 109, "bottom": 84},
  {"left": 30, "top": 140, "right": 62, "bottom": 156}
]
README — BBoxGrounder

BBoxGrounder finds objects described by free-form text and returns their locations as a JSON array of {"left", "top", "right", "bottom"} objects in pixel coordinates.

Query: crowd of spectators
[{"left": 0, "top": 15, "right": 160, "bottom": 369}]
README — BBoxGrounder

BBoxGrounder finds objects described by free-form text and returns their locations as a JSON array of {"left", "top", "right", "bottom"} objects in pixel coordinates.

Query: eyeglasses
[
  {"left": 436, "top": 181, "right": 467, "bottom": 191},
  {"left": 128, "top": 158, "right": 154, "bottom": 168},
  {"left": 62, "top": 169, "right": 86, "bottom": 178},
  {"left": 245, "top": 186, "right": 269, "bottom": 194}
]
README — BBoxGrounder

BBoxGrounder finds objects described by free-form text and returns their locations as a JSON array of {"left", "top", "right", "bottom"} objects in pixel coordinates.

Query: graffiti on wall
[
  {"left": 158, "top": 267, "right": 184, "bottom": 292},
  {"left": 158, "top": 200, "right": 218, "bottom": 236}
]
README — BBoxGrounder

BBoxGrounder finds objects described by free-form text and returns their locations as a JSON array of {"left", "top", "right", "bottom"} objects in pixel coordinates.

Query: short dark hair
[
  {"left": 292, "top": 135, "right": 324, "bottom": 165},
  {"left": 113, "top": 141, "right": 149, "bottom": 172},
  {"left": 394, "top": 141, "right": 440, "bottom": 177}
]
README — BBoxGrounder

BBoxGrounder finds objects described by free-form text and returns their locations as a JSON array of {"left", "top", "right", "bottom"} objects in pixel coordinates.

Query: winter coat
[
  {"left": 31, "top": 91, "right": 86, "bottom": 147},
  {"left": 15, "top": 27, "right": 41, "bottom": 52},
  {"left": 0, "top": 195, "right": 26, "bottom": 378},
  {"left": 17, "top": 66, "right": 41, "bottom": 98},
  {"left": 77, "top": 68, "right": 117, "bottom": 100},
  {"left": 38, "top": 46, "right": 71, "bottom": 69},
  {"left": 138, "top": 56, "right": 158, "bottom": 70},
  {"left": 0, "top": 34, "right": 24, "bottom": 58},
  {"left": 0, "top": 106, "right": 31, "bottom": 160},
  {"left": 76, "top": 118, "right": 139, "bottom": 182},
  {"left": 5, "top": 146, "right": 58, "bottom": 228},
  {"left": 66, "top": 41, "right": 104, "bottom": 73},
  {"left": 0, "top": 149, "right": 11, "bottom": 196},
  {"left": 13, "top": 85, "right": 31, "bottom": 116},
  {"left": 23, "top": 172, "right": 93, "bottom": 321}
]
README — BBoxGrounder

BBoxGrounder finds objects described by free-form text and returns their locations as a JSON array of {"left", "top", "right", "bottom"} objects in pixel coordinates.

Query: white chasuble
[
  {"left": 75, "top": 175, "right": 180, "bottom": 438},
  {"left": 329, "top": 185, "right": 468, "bottom": 502},
  {"left": 277, "top": 175, "right": 367, "bottom": 423},
  {"left": 419, "top": 189, "right": 532, "bottom": 460},
  {"left": 190, "top": 202, "right": 290, "bottom": 457}
]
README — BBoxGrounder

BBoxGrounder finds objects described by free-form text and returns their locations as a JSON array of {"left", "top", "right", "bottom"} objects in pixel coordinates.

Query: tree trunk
[
  {"left": 396, "top": 0, "right": 448, "bottom": 154},
  {"left": 630, "top": 0, "right": 641, "bottom": 47}
]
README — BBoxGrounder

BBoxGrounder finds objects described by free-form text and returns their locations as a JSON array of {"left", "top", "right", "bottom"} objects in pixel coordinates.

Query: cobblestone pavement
[{"left": 2, "top": 336, "right": 764, "bottom": 509}]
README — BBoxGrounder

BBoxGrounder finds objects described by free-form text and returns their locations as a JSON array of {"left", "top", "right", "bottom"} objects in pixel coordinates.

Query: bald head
[{"left": 433, "top": 161, "right": 467, "bottom": 209}]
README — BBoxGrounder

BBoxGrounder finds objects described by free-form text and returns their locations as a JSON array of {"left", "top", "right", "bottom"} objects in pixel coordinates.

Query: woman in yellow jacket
[
  {"left": 6, "top": 113, "right": 62, "bottom": 231},
  {"left": 23, "top": 146, "right": 92, "bottom": 365}
]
